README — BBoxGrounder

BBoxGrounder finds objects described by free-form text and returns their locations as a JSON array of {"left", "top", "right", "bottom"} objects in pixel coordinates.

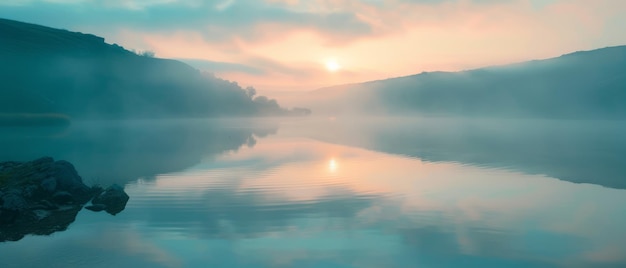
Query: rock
[
  {"left": 1, "top": 191, "right": 27, "bottom": 225},
  {"left": 52, "top": 160, "right": 88, "bottom": 193},
  {"left": 29, "top": 199, "right": 59, "bottom": 210},
  {"left": 0, "top": 209, "right": 19, "bottom": 225},
  {"left": 31, "top": 157, "right": 54, "bottom": 166},
  {"left": 2, "top": 191, "right": 28, "bottom": 211},
  {"left": 40, "top": 177, "right": 57, "bottom": 193},
  {"left": 91, "top": 184, "right": 129, "bottom": 215},
  {"left": 1, "top": 157, "right": 130, "bottom": 242},
  {"left": 23, "top": 185, "right": 38, "bottom": 198},
  {"left": 32, "top": 209, "right": 52, "bottom": 221},
  {"left": 29, "top": 171, "right": 47, "bottom": 183},
  {"left": 52, "top": 191, "right": 74, "bottom": 205},
  {"left": 39, "top": 200, "right": 58, "bottom": 210},
  {"left": 84, "top": 204, "right": 106, "bottom": 212}
]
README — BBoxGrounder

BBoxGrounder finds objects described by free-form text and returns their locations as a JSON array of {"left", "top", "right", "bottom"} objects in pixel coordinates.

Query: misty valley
[{"left": 2, "top": 13, "right": 626, "bottom": 268}]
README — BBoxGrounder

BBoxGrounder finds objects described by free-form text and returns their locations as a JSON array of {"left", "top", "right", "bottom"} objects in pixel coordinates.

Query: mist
[
  {"left": 278, "top": 45, "right": 626, "bottom": 119},
  {"left": 0, "top": 18, "right": 309, "bottom": 123},
  {"left": 2, "top": 2, "right": 626, "bottom": 266}
]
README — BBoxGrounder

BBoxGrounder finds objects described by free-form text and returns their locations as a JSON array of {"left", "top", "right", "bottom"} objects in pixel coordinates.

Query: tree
[
  {"left": 139, "top": 50, "right": 155, "bottom": 58},
  {"left": 289, "top": 107, "right": 312, "bottom": 116},
  {"left": 130, "top": 49, "right": 155, "bottom": 57},
  {"left": 245, "top": 86, "right": 256, "bottom": 98}
]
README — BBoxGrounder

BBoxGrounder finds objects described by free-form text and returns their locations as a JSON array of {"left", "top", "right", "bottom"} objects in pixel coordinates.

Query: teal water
[{"left": 1, "top": 118, "right": 625, "bottom": 267}]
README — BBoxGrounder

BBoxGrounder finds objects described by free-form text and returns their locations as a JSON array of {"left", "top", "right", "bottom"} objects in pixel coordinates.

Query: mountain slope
[
  {"left": 0, "top": 18, "right": 298, "bottom": 120},
  {"left": 308, "top": 46, "right": 626, "bottom": 118}
]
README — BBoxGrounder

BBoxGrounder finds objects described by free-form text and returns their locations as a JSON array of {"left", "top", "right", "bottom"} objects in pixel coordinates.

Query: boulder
[
  {"left": 0, "top": 157, "right": 129, "bottom": 242},
  {"left": 1, "top": 190, "right": 28, "bottom": 211},
  {"left": 91, "top": 184, "right": 129, "bottom": 215},
  {"left": 0, "top": 190, "right": 28, "bottom": 225},
  {"left": 40, "top": 177, "right": 57, "bottom": 193},
  {"left": 51, "top": 160, "right": 89, "bottom": 194}
]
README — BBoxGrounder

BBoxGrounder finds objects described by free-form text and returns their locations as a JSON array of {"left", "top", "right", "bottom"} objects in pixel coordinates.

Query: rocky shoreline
[{"left": 0, "top": 157, "right": 129, "bottom": 242}]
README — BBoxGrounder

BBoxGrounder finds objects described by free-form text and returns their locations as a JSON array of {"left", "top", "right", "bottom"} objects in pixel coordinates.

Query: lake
[{"left": 1, "top": 118, "right": 625, "bottom": 267}]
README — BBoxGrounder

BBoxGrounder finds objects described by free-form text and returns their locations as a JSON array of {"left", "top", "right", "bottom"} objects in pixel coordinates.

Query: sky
[{"left": 1, "top": 0, "right": 626, "bottom": 92}]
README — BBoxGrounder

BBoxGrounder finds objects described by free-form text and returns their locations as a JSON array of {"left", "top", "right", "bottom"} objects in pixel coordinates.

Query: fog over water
[{"left": 1, "top": 118, "right": 625, "bottom": 267}]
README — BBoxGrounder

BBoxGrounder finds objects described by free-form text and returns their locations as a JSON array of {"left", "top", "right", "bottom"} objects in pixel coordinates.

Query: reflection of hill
[
  {"left": 0, "top": 119, "right": 277, "bottom": 186},
  {"left": 298, "top": 118, "right": 626, "bottom": 189}
]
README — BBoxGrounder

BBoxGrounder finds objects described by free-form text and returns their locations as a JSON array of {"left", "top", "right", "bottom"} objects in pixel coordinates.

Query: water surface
[{"left": 1, "top": 118, "right": 625, "bottom": 267}]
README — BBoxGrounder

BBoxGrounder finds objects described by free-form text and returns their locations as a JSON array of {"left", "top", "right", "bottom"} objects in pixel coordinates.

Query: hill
[
  {"left": 308, "top": 45, "right": 626, "bottom": 118},
  {"left": 0, "top": 18, "right": 306, "bottom": 120}
]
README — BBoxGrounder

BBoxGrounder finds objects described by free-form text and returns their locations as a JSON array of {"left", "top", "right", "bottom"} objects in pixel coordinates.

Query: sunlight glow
[
  {"left": 325, "top": 59, "right": 341, "bottom": 72},
  {"left": 328, "top": 158, "right": 338, "bottom": 172}
]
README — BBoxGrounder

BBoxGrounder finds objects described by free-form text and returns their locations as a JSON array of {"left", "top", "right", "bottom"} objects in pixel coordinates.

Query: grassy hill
[
  {"left": 0, "top": 18, "right": 304, "bottom": 122},
  {"left": 308, "top": 45, "right": 626, "bottom": 118}
]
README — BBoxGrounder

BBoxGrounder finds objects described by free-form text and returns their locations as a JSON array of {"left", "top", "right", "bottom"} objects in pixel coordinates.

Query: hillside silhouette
[
  {"left": 0, "top": 18, "right": 307, "bottom": 120},
  {"left": 308, "top": 45, "right": 626, "bottom": 118}
]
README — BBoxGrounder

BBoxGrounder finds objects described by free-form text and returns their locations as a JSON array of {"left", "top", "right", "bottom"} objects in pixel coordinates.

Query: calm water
[{"left": 1, "top": 118, "right": 626, "bottom": 267}]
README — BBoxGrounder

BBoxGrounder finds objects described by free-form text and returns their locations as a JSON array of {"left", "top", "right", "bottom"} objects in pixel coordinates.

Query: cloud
[
  {"left": 180, "top": 59, "right": 267, "bottom": 75},
  {"left": 1, "top": 0, "right": 625, "bottom": 92},
  {"left": 0, "top": 0, "right": 372, "bottom": 44}
]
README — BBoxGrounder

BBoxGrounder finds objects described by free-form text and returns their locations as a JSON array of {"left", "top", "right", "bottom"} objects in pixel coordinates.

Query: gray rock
[
  {"left": 52, "top": 191, "right": 74, "bottom": 205},
  {"left": 92, "top": 184, "right": 129, "bottom": 215},
  {"left": 40, "top": 177, "right": 57, "bottom": 193}
]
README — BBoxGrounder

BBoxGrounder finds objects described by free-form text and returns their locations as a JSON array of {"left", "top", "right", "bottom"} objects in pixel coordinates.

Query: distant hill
[
  {"left": 0, "top": 18, "right": 307, "bottom": 121},
  {"left": 308, "top": 45, "right": 626, "bottom": 118}
]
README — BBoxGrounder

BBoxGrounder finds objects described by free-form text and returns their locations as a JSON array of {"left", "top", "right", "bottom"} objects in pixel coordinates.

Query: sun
[
  {"left": 328, "top": 158, "right": 338, "bottom": 172},
  {"left": 325, "top": 59, "right": 341, "bottom": 72}
]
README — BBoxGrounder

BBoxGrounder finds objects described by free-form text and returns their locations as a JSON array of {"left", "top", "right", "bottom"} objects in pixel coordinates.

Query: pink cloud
[{"left": 103, "top": 0, "right": 626, "bottom": 92}]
